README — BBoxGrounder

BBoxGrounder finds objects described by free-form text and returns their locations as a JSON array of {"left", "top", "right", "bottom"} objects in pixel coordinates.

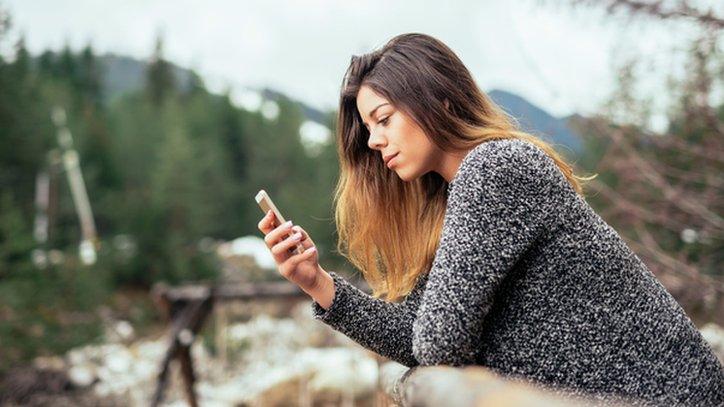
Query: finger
[
  {"left": 264, "top": 220, "right": 294, "bottom": 247},
  {"left": 291, "top": 226, "right": 315, "bottom": 250},
  {"left": 258, "top": 210, "right": 275, "bottom": 233},
  {"left": 271, "top": 229, "right": 304, "bottom": 256},
  {"left": 286, "top": 245, "right": 317, "bottom": 267}
]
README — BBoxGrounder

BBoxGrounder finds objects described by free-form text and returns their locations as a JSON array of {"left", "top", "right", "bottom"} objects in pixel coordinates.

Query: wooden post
[
  {"left": 178, "top": 343, "right": 199, "bottom": 407},
  {"left": 50, "top": 107, "right": 98, "bottom": 264},
  {"left": 151, "top": 287, "right": 213, "bottom": 407}
]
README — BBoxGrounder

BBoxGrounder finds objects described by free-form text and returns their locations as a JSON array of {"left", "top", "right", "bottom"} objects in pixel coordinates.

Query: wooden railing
[
  {"left": 379, "top": 362, "right": 633, "bottom": 407},
  {"left": 150, "top": 280, "right": 634, "bottom": 407}
]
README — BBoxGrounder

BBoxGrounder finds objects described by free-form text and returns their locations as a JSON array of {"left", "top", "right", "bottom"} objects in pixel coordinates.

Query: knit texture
[{"left": 311, "top": 138, "right": 724, "bottom": 406}]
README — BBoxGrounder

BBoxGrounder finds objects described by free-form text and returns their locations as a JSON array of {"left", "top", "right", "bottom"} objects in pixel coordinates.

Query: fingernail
[
  {"left": 292, "top": 226, "right": 300, "bottom": 232},
  {"left": 305, "top": 246, "right": 316, "bottom": 253},
  {"left": 284, "top": 220, "right": 293, "bottom": 227}
]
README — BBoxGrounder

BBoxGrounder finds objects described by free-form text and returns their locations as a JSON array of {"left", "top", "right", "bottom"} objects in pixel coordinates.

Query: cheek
[
  {"left": 398, "top": 141, "right": 430, "bottom": 175},
  {"left": 404, "top": 131, "right": 433, "bottom": 161},
  {"left": 392, "top": 117, "right": 432, "bottom": 170},
  {"left": 395, "top": 120, "right": 418, "bottom": 149}
]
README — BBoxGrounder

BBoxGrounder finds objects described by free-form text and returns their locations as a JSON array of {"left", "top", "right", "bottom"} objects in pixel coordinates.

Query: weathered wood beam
[
  {"left": 381, "top": 363, "right": 632, "bottom": 407},
  {"left": 154, "top": 279, "right": 372, "bottom": 303}
]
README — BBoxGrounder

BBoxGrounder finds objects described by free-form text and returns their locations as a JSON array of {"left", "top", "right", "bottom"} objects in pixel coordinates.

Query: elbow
[
  {"left": 412, "top": 322, "right": 476, "bottom": 367},
  {"left": 411, "top": 336, "right": 439, "bottom": 366},
  {"left": 411, "top": 325, "right": 438, "bottom": 365}
]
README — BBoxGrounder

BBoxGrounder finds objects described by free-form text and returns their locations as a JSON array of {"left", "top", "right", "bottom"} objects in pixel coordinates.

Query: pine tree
[
  {"left": 146, "top": 35, "right": 176, "bottom": 106},
  {"left": 78, "top": 43, "right": 102, "bottom": 107},
  {"left": 11, "top": 34, "right": 30, "bottom": 80},
  {"left": 37, "top": 50, "right": 56, "bottom": 76},
  {"left": 58, "top": 43, "right": 79, "bottom": 86}
]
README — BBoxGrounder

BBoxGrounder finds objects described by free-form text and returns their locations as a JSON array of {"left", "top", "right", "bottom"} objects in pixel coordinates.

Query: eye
[{"left": 379, "top": 116, "right": 390, "bottom": 126}]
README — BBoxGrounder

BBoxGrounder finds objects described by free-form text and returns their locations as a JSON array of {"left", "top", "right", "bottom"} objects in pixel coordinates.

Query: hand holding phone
[
  {"left": 256, "top": 189, "right": 322, "bottom": 293},
  {"left": 255, "top": 189, "right": 305, "bottom": 255}
]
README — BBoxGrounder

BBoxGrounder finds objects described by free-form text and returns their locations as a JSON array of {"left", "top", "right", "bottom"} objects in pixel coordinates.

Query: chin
[
  {"left": 395, "top": 167, "right": 420, "bottom": 182},
  {"left": 394, "top": 170, "right": 409, "bottom": 182}
]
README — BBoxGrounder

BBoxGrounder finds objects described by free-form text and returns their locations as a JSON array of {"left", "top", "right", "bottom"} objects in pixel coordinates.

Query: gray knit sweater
[{"left": 311, "top": 138, "right": 724, "bottom": 406}]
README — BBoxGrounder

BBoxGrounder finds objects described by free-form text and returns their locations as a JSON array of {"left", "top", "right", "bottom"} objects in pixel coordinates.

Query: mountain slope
[
  {"left": 92, "top": 54, "right": 583, "bottom": 155},
  {"left": 488, "top": 89, "right": 583, "bottom": 155}
]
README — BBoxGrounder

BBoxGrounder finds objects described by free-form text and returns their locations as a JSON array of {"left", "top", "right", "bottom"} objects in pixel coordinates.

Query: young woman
[{"left": 257, "top": 33, "right": 723, "bottom": 405}]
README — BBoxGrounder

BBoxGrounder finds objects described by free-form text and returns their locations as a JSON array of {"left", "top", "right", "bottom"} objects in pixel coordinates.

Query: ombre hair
[{"left": 333, "top": 33, "right": 595, "bottom": 302}]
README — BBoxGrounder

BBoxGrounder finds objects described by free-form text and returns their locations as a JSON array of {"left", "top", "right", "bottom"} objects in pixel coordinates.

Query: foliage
[
  {"left": 0, "top": 20, "right": 342, "bottom": 367},
  {"left": 569, "top": 30, "right": 723, "bottom": 324}
]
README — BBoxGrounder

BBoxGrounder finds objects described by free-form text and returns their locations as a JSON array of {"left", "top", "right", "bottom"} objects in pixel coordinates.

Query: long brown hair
[{"left": 334, "top": 33, "right": 595, "bottom": 302}]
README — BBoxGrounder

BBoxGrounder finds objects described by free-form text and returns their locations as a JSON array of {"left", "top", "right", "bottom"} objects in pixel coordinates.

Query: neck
[{"left": 438, "top": 147, "right": 474, "bottom": 183}]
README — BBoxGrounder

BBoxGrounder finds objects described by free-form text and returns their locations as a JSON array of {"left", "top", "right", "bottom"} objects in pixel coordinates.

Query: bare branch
[{"left": 570, "top": 0, "right": 724, "bottom": 29}]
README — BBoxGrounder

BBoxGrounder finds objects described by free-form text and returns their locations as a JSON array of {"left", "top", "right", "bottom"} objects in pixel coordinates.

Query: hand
[{"left": 257, "top": 210, "right": 323, "bottom": 293}]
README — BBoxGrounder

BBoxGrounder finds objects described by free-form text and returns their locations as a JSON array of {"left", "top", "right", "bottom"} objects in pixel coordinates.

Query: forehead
[{"left": 356, "top": 85, "right": 390, "bottom": 119}]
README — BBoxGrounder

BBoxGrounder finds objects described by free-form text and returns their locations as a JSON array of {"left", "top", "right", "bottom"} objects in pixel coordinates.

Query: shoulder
[
  {"left": 445, "top": 138, "right": 569, "bottom": 228},
  {"left": 453, "top": 138, "right": 559, "bottom": 190},
  {"left": 466, "top": 138, "right": 551, "bottom": 169}
]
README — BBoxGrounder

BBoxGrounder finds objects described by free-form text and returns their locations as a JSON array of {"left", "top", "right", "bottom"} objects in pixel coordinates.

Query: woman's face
[{"left": 356, "top": 85, "right": 441, "bottom": 182}]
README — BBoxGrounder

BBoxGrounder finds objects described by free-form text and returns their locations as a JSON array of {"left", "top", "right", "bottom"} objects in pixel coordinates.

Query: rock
[
  {"left": 700, "top": 323, "right": 724, "bottom": 364},
  {"left": 43, "top": 302, "right": 381, "bottom": 406},
  {"left": 68, "top": 365, "right": 96, "bottom": 387}
]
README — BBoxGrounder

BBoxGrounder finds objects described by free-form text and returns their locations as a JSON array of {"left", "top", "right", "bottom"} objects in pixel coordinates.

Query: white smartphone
[{"left": 255, "top": 189, "right": 305, "bottom": 255}]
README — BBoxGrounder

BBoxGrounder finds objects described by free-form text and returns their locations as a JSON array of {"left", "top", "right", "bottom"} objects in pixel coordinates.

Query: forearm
[{"left": 309, "top": 270, "right": 427, "bottom": 368}]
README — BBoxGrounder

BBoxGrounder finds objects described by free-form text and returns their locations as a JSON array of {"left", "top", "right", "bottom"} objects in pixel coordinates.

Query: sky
[{"left": 2, "top": 0, "right": 719, "bottom": 126}]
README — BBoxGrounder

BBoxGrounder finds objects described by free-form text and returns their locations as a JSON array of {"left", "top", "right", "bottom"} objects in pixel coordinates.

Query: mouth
[{"left": 385, "top": 153, "right": 399, "bottom": 168}]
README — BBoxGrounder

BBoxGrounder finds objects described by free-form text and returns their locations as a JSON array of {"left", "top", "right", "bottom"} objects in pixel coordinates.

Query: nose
[{"left": 367, "top": 126, "right": 387, "bottom": 151}]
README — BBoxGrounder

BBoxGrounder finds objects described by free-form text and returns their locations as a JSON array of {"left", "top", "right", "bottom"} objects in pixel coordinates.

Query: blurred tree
[
  {"left": 570, "top": 0, "right": 724, "bottom": 30},
  {"left": 0, "top": 192, "right": 35, "bottom": 278},
  {"left": 57, "top": 43, "right": 80, "bottom": 88},
  {"left": 0, "top": 4, "right": 8, "bottom": 40},
  {"left": 78, "top": 44, "right": 103, "bottom": 108},
  {"left": 0, "top": 33, "right": 53, "bottom": 214},
  {"left": 11, "top": 34, "right": 29, "bottom": 79},
  {"left": 561, "top": 2, "right": 724, "bottom": 323},
  {"left": 0, "top": 2, "right": 348, "bottom": 366},
  {"left": 146, "top": 35, "right": 176, "bottom": 106},
  {"left": 37, "top": 50, "right": 56, "bottom": 77}
]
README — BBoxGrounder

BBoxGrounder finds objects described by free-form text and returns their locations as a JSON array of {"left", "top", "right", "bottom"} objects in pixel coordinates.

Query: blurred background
[{"left": 0, "top": 0, "right": 721, "bottom": 405}]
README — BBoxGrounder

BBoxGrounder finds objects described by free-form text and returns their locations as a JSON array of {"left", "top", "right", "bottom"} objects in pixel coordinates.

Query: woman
[{"left": 257, "top": 33, "right": 723, "bottom": 405}]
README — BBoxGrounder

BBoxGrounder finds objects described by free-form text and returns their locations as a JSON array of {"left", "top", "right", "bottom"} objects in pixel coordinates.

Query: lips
[{"left": 384, "top": 152, "right": 399, "bottom": 166}]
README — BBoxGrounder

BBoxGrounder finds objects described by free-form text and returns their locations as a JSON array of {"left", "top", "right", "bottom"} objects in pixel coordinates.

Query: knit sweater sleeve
[
  {"left": 310, "top": 270, "right": 428, "bottom": 368},
  {"left": 412, "top": 139, "right": 561, "bottom": 366}
]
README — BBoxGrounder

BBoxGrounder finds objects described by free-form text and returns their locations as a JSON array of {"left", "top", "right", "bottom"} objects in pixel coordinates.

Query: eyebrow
[{"left": 362, "top": 103, "right": 390, "bottom": 127}]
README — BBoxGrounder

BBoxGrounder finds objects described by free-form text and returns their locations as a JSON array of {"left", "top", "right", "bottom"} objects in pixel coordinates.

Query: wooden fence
[{"left": 149, "top": 280, "right": 633, "bottom": 407}]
